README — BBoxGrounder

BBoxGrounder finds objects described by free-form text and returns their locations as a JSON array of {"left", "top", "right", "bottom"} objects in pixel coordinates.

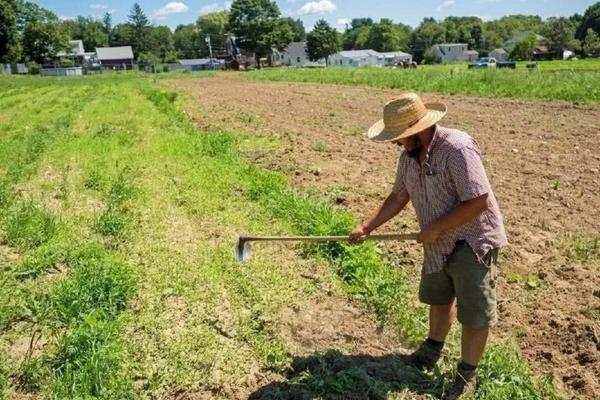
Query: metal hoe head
[{"left": 235, "top": 236, "right": 252, "bottom": 262}]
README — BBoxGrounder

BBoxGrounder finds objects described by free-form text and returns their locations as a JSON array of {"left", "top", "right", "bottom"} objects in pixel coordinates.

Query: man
[{"left": 349, "top": 93, "right": 507, "bottom": 400}]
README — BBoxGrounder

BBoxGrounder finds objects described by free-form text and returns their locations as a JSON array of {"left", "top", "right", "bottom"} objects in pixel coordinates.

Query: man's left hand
[{"left": 418, "top": 224, "right": 442, "bottom": 244}]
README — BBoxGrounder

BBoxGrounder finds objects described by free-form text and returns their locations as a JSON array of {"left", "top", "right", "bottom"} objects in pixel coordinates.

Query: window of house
[{"left": 297, "top": 57, "right": 301, "bottom": 63}]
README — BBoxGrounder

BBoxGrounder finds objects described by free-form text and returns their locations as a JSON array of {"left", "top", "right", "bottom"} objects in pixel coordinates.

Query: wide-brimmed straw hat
[{"left": 367, "top": 93, "right": 447, "bottom": 142}]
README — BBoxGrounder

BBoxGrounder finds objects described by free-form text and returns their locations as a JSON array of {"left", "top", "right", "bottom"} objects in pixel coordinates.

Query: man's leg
[
  {"left": 429, "top": 302, "right": 456, "bottom": 342},
  {"left": 461, "top": 326, "right": 489, "bottom": 366},
  {"left": 409, "top": 272, "right": 456, "bottom": 370}
]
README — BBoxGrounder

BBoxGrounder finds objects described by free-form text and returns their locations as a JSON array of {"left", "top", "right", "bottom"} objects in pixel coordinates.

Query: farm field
[
  {"left": 0, "top": 71, "right": 598, "bottom": 400},
  {"left": 247, "top": 63, "right": 600, "bottom": 103}
]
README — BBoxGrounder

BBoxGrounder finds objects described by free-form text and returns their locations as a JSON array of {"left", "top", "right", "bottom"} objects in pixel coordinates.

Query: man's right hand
[{"left": 349, "top": 224, "right": 370, "bottom": 244}]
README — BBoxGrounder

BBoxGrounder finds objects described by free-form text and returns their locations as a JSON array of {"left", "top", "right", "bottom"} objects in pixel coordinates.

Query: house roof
[
  {"left": 96, "top": 46, "right": 134, "bottom": 60},
  {"left": 434, "top": 43, "right": 468, "bottom": 48},
  {"left": 465, "top": 50, "right": 479, "bottom": 54},
  {"left": 285, "top": 42, "right": 308, "bottom": 58},
  {"left": 337, "top": 49, "right": 381, "bottom": 58},
  {"left": 490, "top": 48, "right": 508, "bottom": 54},
  {"left": 57, "top": 40, "right": 85, "bottom": 57},
  {"left": 380, "top": 51, "right": 412, "bottom": 58}
]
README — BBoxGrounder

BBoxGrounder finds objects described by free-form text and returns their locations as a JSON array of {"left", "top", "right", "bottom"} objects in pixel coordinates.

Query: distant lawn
[{"left": 247, "top": 64, "right": 600, "bottom": 103}]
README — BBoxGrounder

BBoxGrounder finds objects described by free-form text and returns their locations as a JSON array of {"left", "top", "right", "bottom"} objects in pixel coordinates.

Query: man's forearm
[
  {"left": 430, "top": 194, "right": 489, "bottom": 234},
  {"left": 362, "top": 192, "right": 410, "bottom": 233}
]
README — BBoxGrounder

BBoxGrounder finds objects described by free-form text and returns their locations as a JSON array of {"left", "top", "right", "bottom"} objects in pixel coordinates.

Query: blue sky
[{"left": 35, "top": 0, "right": 599, "bottom": 30}]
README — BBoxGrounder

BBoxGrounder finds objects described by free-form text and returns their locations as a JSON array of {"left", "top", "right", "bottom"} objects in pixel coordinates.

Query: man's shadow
[{"left": 248, "top": 350, "right": 443, "bottom": 400}]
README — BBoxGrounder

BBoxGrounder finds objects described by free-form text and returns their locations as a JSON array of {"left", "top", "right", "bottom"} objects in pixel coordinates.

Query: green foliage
[
  {"left": 173, "top": 24, "right": 203, "bottom": 59},
  {"left": 196, "top": 10, "right": 229, "bottom": 55},
  {"left": 543, "top": 17, "right": 580, "bottom": 53},
  {"left": 307, "top": 19, "right": 340, "bottom": 63},
  {"left": 0, "top": 0, "right": 19, "bottom": 63},
  {"left": 49, "top": 247, "right": 136, "bottom": 324},
  {"left": 560, "top": 234, "right": 600, "bottom": 264},
  {"left": 229, "top": 0, "right": 282, "bottom": 59},
  {"left": 49, "top": 312, "right": 134, "bottom": 399},
  {"left": 14, "top": 239, "right": 69, "bottom": 279},
  {"left": 61, "top": 16, "right": 109, "bottom": 50},
  {"left": 584, "top": 28, "right": 600, "bottom": 57},
  {"left": 477, "top": 343, "right": 559, "bottom": 399},
  {"left": 280, "top": 17, "right": 306, "bottom": 42},
  {"left": 4, "top": 202, "right": 56, "bottom": 250},
  {"left": 510, "top": 33, "right": 537, "bottom": 60},
  {"left": 18, "top": 1, "right": 70, "bottom": 63},
  {"left": 576, "top": 1, "right": 600, "bottom": 41}
]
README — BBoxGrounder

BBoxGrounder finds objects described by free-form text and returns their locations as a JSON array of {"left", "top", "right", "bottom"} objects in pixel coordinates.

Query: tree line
[{"left": 1, "top": 0, "right": 599, "bottom": 66}]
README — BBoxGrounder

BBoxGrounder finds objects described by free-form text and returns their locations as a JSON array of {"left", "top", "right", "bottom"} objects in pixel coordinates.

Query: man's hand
[
  {"left": 417, "top": 224, "right": 442, "bottom": 244},
  {"left": 349, "top": 224, "right": 370, "bottom": 244}
]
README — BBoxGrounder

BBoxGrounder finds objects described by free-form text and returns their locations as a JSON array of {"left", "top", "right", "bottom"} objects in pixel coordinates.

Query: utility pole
[{"left": 205, "top": 35, "right": 213, "bottom": 59}]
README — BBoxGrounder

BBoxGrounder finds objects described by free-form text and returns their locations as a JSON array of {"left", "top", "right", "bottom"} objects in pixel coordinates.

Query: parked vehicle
[{"left": 469, "top": 57, "right": 516, "bottom": 69}]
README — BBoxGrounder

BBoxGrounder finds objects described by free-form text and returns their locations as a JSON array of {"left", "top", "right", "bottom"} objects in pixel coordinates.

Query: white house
[
  {"left": 56, "top": 40, "right": 96, "bottom": 66},
  {"left": 431, "top": 43, "right": 472, "bottom": 62},
  {"left": 280, "top": 42, "right": 326, "bottom": 67},
  {"left": 327, "top": 49, "right": 412, "bottom": 67},
  {"left": 328, "top": 50, "right": 383, "bottom": 67}
]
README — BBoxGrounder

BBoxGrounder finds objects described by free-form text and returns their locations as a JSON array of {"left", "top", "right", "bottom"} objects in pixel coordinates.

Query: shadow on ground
[{"left": 248, "top": 350, "right": 442, "bottom": 400}]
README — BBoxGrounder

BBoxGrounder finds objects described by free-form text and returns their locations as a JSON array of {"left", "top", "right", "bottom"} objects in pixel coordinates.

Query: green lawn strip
[
  {"left": 0, "top": 78, "right": 139, "bottom": 399},
  {"left": 246, "top": 67, "right": 600, "bottom": 104}
]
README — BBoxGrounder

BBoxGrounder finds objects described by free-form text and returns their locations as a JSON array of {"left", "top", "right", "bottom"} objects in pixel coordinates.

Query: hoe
[{"left": 235, "top": 232, "right": 419, "bottom": 262}]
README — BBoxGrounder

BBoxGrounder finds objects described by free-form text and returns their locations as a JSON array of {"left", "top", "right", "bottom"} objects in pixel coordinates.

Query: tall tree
[
  {"left": 173, "top": 24, "right": 202, "bottom": 59},
  {"left": 102, "top": 12, "right": 112, "bottom": 35},
  {"left": 62, "top": 16, "right": 108, "bottom": 50},
  {"left": 306, "top": 19, "right": 339, "bottom": 65},
  {"left": 151, "top": 25, "right": 176, "bottom": 63},
  {"left": 228, "top": 0, "right": 281, "bottom": 67},
  {"left": 576, "top": 2, "right": 600, "bottom": 40},
  {"left": 583, "top": 28, "right": 600, "bottom": 56},
  {"left": 18, "top": 1, "right": 69, "bottom": 64},
  {"left": 342, "top": 18, "right": 373, "bottom": 50},
  {"left": 280, "top": 17, "right": 305, "bottom": 42},
  {"left": 0, "top": 0, "right": 18, "bottom": 62},
  {"left": 544, "top": 17, "right": 580, "bottom": 54},
  {"left": 128, "top": 2, "right": 150, "bottom": 56},
  {"left": 410, "top": 18, "right": 446, "bottom": 61}
]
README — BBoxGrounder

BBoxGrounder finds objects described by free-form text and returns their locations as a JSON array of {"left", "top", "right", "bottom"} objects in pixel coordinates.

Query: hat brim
[{"left": 367, "top": 102, "right": 447, "bottom": 143}]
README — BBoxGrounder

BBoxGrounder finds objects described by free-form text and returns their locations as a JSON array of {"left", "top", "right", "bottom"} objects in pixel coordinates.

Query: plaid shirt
[{"left": 393, "top": 125, "right": 508, "bottom": 274}]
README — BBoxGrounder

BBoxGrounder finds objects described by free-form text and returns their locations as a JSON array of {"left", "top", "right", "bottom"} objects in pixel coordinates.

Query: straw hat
[{"left": 367, "top": 93, "right": 447, "bottom": 142}]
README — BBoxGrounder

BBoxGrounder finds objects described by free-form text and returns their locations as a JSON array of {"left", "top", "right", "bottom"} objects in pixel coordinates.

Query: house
[
  {"left": 96, "top": 46, "right": 134, "bottom": 70},
  {"left": 328, "top": 50, "right": 381, "bottom": 67},
  {"left": 280, "top": 42, "right": 326, "bottom": 67},
  {"left": 57, "top": 40, "right": 95, "bottom": 66},
  {"left": 504, "top": 33, "right": 556, "bottom": 60},
  {"left": 489, "top": 48, "right": 508, "bottom": 61},
  {"left": 431, "top": 43, "right": 470, "bottom": 62},
  {"left": 178, "top": 58, "right": 222, "bottom": 71}
]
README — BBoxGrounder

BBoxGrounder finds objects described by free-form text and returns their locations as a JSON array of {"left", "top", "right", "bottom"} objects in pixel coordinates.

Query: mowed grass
[
  {"left": 0, "top": 73, "right": 558, "bottom": 399},
  {"left": 247, "top": 64, "right": 600, "bottom": 103}
]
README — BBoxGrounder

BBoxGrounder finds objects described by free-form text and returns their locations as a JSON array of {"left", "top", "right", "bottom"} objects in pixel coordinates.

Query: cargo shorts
[{"left": 419, "top": 241, "right": 499, "bottom": 328}]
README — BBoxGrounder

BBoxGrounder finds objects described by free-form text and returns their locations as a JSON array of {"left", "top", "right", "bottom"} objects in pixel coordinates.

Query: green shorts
[{"left": 419, "top": 241, "right": 499, "bottom": 328}]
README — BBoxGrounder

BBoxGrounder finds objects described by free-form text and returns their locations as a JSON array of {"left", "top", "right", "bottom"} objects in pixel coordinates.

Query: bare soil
[{"left": 168, "top": 73, "right": 600, "bottom": 399}]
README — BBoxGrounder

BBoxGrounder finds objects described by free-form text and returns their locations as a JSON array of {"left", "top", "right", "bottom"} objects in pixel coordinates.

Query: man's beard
[{"left": 405, "top": 137, "right": 423, "bottom": 159}]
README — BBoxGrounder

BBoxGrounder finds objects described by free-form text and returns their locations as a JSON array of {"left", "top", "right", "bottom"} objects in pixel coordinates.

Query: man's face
[{"left": 395, "top": 135, "right": 423, "bottom": 159}]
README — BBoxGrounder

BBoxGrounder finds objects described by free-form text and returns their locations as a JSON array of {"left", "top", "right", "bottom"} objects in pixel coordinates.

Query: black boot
[{"left": 405, "top": 339, "right": 443, "bottom": 371}]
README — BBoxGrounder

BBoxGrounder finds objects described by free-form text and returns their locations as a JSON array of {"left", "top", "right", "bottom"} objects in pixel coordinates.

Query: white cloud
[
  {"left": 436, "top": 0, "right": 456, "bottom": 11},
  {"left": 200, "top": 1, "right": 231, "bottom": 14},
  {"left": 59, "top": 15, "right": 75, "bottom": 21},
  {"left": 90, "top": 3, "right": 110, "bottom": 9},
  {"left": 153, "top": 2, "right": 189, "bottom": 19},
  {"left": 298, "top": 0, "right": 336, "bottom": 16},
  {"left": 476, "top": 15, "right": 494, "bottom": 22}
]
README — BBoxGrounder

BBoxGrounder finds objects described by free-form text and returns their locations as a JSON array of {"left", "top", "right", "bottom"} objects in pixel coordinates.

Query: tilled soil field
[{"left": 168, "top": 73, "right": 600, "bottom": 398}]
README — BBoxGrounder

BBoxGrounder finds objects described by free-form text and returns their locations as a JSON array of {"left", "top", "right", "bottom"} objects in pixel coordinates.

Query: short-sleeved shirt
[{"left": 393, "top": 125, "right": 508, "bottom": 274}]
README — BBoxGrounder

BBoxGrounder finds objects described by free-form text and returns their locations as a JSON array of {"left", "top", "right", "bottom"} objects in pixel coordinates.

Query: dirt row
[{"left": 168, "top": 73, "right": 600, "bottom": 398}]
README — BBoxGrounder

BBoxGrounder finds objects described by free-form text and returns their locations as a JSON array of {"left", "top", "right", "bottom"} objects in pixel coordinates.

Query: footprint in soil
[{"left": 248, "top": 350, "right": 439, "bottom": 400}]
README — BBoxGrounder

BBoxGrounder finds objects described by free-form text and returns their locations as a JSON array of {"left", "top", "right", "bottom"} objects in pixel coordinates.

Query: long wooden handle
[{"left": 241, "top": 233, "right": 419, "bottom": 242}]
